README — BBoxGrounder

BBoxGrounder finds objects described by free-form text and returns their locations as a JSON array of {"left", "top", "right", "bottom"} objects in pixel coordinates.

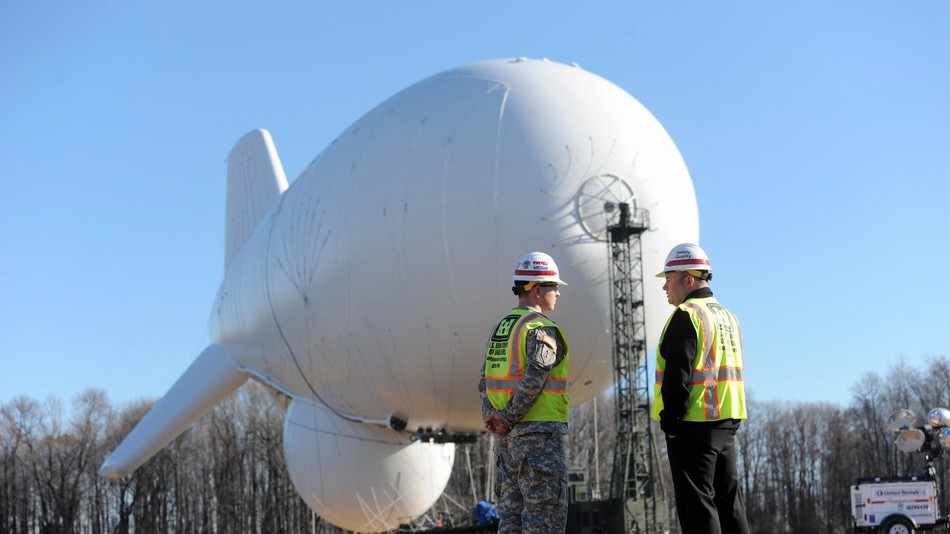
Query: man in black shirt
[{"left": 652, "top": 243, "right": 749, "bottom": 534}]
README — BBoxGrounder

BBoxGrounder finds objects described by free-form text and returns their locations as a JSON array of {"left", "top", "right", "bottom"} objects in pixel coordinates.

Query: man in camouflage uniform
[{"left": 478, "top": 252, "right": 570, "bottom": 533}]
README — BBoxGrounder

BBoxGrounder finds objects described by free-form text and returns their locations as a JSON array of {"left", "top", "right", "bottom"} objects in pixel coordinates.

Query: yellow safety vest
[
  {"left": 484, "top": 308, "right": 570, "bottom": 423},
  {"left": 651, "top": 296, "right": 747, "bottom": 422}
]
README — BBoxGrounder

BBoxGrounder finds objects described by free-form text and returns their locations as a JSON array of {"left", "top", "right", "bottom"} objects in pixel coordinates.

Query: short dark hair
[{"left": 511, "top": 280, "right": 530, "bottom": 296}]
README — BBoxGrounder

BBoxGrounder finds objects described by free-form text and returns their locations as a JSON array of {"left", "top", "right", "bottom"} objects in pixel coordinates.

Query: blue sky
[{"left": 1, "top": 1, "right": 947, "bottom": 410}]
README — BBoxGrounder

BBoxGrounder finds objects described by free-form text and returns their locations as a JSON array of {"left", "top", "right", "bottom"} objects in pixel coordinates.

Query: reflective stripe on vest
[
  {"left": 655, "top": 366, "right": 744, "bottom": 385},
  {"left": 651, "top": 296, "right": 747, "bottom": 422},
  {"left": 484, "top": 376, "right": 568, "bottom": 392}
]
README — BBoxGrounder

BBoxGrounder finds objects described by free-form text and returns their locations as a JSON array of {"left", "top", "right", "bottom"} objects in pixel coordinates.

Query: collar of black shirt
[{"left": 685, "top": 287, "right": 713, "bottom": 300}]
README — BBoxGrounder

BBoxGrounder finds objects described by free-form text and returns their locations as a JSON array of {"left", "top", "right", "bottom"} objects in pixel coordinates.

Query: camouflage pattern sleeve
[{"left": 478, "top": 364, "right": 496, "bottom": 420}]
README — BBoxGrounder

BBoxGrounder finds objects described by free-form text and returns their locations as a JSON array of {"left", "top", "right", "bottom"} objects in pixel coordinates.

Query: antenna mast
[{"left": 606, "top": 202, "right": 668, "bottom": 533}]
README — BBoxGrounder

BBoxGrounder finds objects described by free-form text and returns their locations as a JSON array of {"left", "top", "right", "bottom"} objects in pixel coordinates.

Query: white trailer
[{"left": 851, "top": 475, "right": 947, "bottom": 533}]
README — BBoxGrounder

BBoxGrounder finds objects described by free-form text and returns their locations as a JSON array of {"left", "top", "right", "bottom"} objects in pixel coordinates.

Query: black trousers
[{"left": 666, "top": 423, "right": 749, "bottom": 534}]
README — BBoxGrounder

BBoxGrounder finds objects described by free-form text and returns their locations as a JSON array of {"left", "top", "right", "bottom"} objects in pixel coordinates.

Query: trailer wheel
[{"left": 879, "top": 516, "right": 915, "bottom": 534}]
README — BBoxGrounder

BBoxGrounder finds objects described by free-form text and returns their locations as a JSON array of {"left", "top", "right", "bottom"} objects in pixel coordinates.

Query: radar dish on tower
[{"left": 575, "top": 174, "right": 636, "bottom": 242}]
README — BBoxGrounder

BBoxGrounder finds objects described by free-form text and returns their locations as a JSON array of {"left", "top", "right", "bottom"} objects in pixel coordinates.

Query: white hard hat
[
  {"left": 656, "top": 243, "right": 713, "bottom": 280},
  {"left": 513, "top": 251, "right": 568, "bottom": 286}
]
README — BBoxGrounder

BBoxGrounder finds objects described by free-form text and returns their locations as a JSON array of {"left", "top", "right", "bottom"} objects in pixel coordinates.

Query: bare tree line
[
  {"left": 0, "top": 385, "right": 313, "bottom": 534},
  {"left": 2, "top": 355, "right": 948, "bottom": 533}
]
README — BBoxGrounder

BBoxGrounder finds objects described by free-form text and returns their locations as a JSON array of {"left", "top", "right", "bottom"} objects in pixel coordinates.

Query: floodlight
[
  {"left": 887, "top": 408, "right": 917, "bottom": 432},
  {"left": 938, "top": 427, "right": 950, "bottom": 448},
  {"left": 928, "top": 407, "right": 950, "bottom": 427},
  {"left": 895, "top": 428, "right": 926, "bottom": 453}
]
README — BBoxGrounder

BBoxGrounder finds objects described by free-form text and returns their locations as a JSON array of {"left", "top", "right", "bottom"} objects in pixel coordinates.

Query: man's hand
[
  {"left": 659, "top": 410, "right": 681, "bottom": 440},
  {"left": 484, "top": 412, "right": 512, "bottom": 435}
]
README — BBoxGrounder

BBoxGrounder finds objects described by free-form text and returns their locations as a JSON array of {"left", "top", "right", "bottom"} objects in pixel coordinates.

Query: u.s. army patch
[
  {"left": 539, "top": 333, "right": 557, "bottom": 351},
  {"left": 537, "top": 331, "right": 558, "bottom": 367}
]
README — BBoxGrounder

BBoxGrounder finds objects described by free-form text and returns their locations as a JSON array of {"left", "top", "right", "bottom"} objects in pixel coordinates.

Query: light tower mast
[{"left": 605, "top": 202, "right": 667, "bottom": 533}]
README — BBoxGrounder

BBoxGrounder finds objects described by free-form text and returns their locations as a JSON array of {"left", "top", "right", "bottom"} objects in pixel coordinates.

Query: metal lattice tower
[{"left": 605, "top": 202, "right": 666, "bottom": 533}]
